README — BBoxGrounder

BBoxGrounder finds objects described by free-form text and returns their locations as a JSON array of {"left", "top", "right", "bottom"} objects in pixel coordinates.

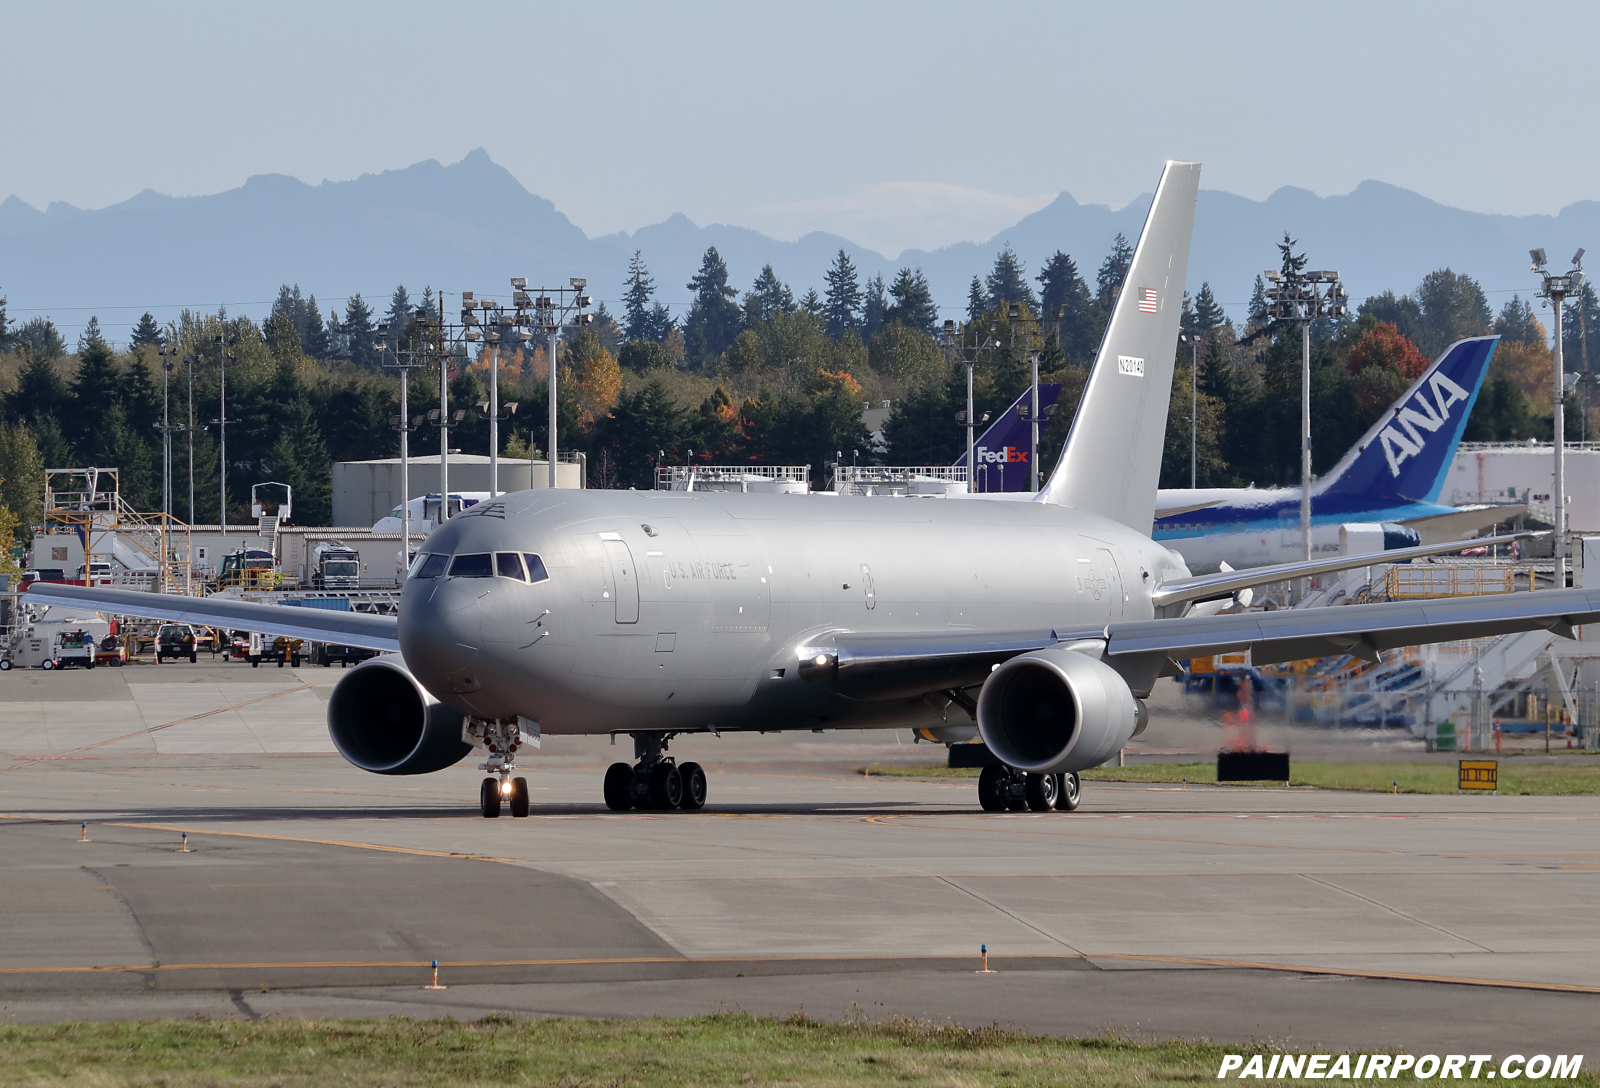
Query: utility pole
[
  {"left": 212, "top": 332, "right": 238, "bottom": 540},
  {"left": 380, "top": 336, "right": 423, "bottom": 581},
  {"left": 1532, "top": 247, "right": 1586, "bottom": 588},
  {"left": 942, "top": 319, "right": 998, "bottom": 492},
  {"left": 1262, "top": 251, "right": 1347, "bottom": 574}
]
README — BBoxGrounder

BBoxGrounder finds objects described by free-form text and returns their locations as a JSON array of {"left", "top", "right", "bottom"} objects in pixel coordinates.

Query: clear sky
[{"left": 2, "top": 0, "right": 1592, "bottom": 258}]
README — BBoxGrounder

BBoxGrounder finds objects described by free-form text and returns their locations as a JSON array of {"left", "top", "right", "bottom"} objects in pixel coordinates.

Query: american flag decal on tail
[{"left": 1138, "top": 288, "right": 1159, "bottom": 314}]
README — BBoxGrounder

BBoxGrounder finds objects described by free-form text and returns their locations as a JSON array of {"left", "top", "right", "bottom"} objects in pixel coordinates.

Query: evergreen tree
[
  {"left": 1496, "top": 294, "right": 1543, "bottom": 347},
  {"left": 70, "top": 332, "right": 121, "bottom": 454},
  {"left": 1562, "top": 280, "right": 1598, "bottom": 373},
  {"left": 342, "top": 295, "right": 377, "bottom": 369},
  {"left": 682, "top": 247, "right": 742, "bottom": 365},
  {"left": 745, "top": 265, "right": 795, "bottom": 325},
  {"left": 16, "top": 317, "right": 66, "bottom": 359},
  {"left": 799, "top": 288, "right": 824, "bottom": 317},
  {"left": 1036, "top": 251, "right": 1096, "bottom": 363},
  {"left": 31, "top": 414, "right": 70, "bottom": 473},
  {"left": 130, "top": 312, "right": 163, "bottom": 348},
  {"left": 860, "top": 274, "right": 889, "bottom": 340},
  {"left": 9, "top": 351, "right": 69, "bottom": 422},
  {"left": 823, "top": 249, "right": 862, "bottom": 339},
  {"left": 966, "top": 276, "right": 989, "bottom": 323},
  {"left": 267, "top": 395, "right": 332, "bottom": 524},
  {"left": 303, "top": 295, "right": 329, "bottom": 357},
  {"left": 646, "top": 301, "right": 674, "bottom": 343},
  {"left": 417, "top": 286, "right": 438, "bottom": 324},
  {"left": 384, "top": 285, "right": 412, "bottom": 342},
  {"left": 0, "top": 287, "right": 11, "bottom": 352},
  {"left": 325, "top": 306, "right": 345, "bottom": 358},
  {"left": 1193, "top": 282, "right": 1227, "bottom": 332},
  {"left": 984, "top": 245, "right": 1037, "bottom": 311},
  {"left": 77, "top": 315, "right": 107, "bottom": 355},
  {"left": 885, "top": 268, "right": 939, "bottom": 336},
  {"left": 622, "top": 250, "right": 657, "bottom": 341},
  {"left": 1095, "top": 233, "right": 1134, "bottom": 307},
  {"left": 595, "top": 378, "right": 691, "bottom": 488},
  {"left": 264, "top": 311, "right": 303, "bottom": 365}
]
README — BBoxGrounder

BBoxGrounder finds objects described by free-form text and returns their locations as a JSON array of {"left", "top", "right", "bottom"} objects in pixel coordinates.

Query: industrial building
[
  {"left": 331, "top": 454, "right": 584, "bottom": 528},
  {"left": 1444, "top": 441, "right": 1600, "bottom": 530}
]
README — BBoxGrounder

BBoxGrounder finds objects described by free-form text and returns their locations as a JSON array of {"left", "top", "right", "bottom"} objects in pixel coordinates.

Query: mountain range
[{"left": 2, "top": 148, "right": 1596, "bottom": 344}]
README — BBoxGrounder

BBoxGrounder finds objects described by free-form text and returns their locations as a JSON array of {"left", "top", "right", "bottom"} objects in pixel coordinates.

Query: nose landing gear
[
  {"left": 977, "top": 766, "right": 1081, "bottom": 813},
  {"left": 468, "top": 719, "right": 532, "bottom": 819},
  {"left": 603, "top": 732, "right": 707, "bottom": 812}
]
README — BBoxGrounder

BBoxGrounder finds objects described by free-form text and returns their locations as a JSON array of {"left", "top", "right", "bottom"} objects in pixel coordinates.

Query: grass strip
[
  {"left": 0, "top": 1011, "right": 1257, "bottom": 1087},
  {"left": 861, "top": 760, "right": 1600, "bottom": 795}
]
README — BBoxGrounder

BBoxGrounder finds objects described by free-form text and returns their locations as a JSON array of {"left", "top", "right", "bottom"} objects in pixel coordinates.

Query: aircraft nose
[{"left": 399, "top": 577, "right": 481, "bottom": 687}]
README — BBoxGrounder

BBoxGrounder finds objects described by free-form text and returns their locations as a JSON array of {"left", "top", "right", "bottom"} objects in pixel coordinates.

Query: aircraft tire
[
  {"left": 479, "top": 777, "right": 502, "bottom": 819},
  {"left": 647, "top": 763, "right": 683, "bottom": 810},
  {"left": 1057, "top": 772, "right": 1081, "bottom": 812},
  {"left": 1024, "top": 772, "right": 1058, "bottom": 812},
  {"left": 603, "top": 762, "right": 634, "bottom": 811},
  {"left": 509, "top": 777, "right": 530, "bottom": 818},
  {"left": 678, "top": 762, "right": 707, "bottom": 810},
  {"left": 977, "top": 764, "right": 1008, "bottom": 812}
]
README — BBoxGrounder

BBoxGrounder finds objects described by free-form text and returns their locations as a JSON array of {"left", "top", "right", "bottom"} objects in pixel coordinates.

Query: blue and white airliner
[{"left": 1152, "top": 336, "right": 1509, "bottom": 574}]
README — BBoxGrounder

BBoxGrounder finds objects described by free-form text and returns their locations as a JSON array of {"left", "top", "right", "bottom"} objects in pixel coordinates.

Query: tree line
[{"left": 0, "top": 232, "right": 1586, "bottom": 542}]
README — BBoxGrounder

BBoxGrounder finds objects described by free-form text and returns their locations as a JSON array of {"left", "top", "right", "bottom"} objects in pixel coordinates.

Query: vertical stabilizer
[{"left": 1037, "top": 161, "right": 1200, "bottom": 529}]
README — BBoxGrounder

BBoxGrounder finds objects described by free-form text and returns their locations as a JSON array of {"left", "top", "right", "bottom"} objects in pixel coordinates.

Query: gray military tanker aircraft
[{"left": 34, "top": 160, "right": 1600, "bottom": 819}]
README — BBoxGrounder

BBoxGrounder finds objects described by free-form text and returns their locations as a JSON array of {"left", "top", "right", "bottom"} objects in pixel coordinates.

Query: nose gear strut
[{"left": 465, "top": 718, "right": 530, "bottom": 819}]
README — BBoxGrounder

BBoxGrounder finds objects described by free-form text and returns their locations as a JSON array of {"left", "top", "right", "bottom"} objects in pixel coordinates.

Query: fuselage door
[{"left": 601, "top": 536, "right": 639, "bottom": 624}]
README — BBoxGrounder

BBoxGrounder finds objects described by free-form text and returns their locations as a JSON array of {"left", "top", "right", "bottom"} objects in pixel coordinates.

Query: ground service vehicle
[
  {"left": 156, "top": 624, "right": 198, "bottom": 663},
  {"left": 311, "top": 544, "right": 362, "bottom": 590},
  {"left": 39, "top": 161, "right": 1600, "bottom": 821},
  {"left": 309, "top": 641, "right": 377, "bottom": 667},
  {"left": 94, "top": 635, "right": 127, "bottom": 667},
  {"left": 217, "top": 549, "right": 279, "bottom": 590},
  {"left": 52, "top": 629, "right": 96, "bottom": 669}
]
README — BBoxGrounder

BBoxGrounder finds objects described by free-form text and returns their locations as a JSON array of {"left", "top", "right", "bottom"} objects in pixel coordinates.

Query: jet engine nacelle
[
  {"left": 326, "top": 656, "right": 471, "bottom": 775},
  {"left": 976, "top": 646, "right": 1145, "bottom": 773}
]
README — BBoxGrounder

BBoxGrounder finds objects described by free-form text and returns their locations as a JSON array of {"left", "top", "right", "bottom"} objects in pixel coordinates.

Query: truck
[
  {"left": 311, "top": 543, "right": 362, "bottom": 590},
  {"left": 217, "top": 548, "right": 280, "bottom": 590},
  {"left": 2, "top": 617, "right": 113, "bottom": 670}
]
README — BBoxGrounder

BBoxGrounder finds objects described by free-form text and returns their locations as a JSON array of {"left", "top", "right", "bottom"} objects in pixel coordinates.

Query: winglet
[{"left": 1038, "top": 161, "right": 1201, "bottom": 528}]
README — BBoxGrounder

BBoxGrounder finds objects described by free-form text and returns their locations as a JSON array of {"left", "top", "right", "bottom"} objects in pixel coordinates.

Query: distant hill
[{"left": 2, "top": 149, "right": 1596, "bottom": 344}]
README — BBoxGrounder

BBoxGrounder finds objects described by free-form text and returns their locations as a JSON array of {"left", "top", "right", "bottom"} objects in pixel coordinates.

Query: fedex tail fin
[
  {"left": 1038, "top": 160, "right": 1200, "bottom": 529},
  {"left": 1317, "top": 336, "right": 1497, "bottom": 505}
]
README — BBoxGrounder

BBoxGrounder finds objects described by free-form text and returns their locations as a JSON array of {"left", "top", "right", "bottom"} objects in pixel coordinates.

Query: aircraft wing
[
  {"left": 1398, "top": 504, "right": 1526, "bottom": 539},
  {"left": 1151, "top": 499, "right": 1224, "bottom": 519},
  {"left": 804, "top": 585, "right": 1598, "bottom": 699},
  {"left": 1150, "top": 531, "right": 1535, "bottom": 609},
  {"left": 23, "top": 584, "right": 400, "bottom": 653}
]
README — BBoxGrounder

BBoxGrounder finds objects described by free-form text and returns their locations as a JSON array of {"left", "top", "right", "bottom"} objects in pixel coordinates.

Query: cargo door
[{"left": 601, "top": 534, "right": 639, "bottom": 624}]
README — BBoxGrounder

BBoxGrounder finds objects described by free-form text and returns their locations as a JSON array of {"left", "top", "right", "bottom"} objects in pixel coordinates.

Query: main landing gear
[
  {"left": 603, "top": 732, "right": 707, "bottom": 812},
  {"left": 977, "top": 766, "right": 1081, "bottom": 813},
  {"left": 470, "top": 719, "right": 531, "bottom": 819}
]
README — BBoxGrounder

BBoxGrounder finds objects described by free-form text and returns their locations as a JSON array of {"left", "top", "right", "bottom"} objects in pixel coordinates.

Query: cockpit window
[
  {"left": 448, "top": 553, "right": 493, "bottom": 578},
  {"left": 523, "top": 553, "right": 550, "bottom": 583},
  {"left": 413, "top": 553, "right": 449, "bottom": 579},
  {"left": 495, "top": 552, "right": 525, "bottom": 580}
]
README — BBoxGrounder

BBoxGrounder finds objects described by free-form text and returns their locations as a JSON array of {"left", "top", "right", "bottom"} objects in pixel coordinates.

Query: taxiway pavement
[{"left": 1, "top": 662, "right": 1597, "bottom": 1055}]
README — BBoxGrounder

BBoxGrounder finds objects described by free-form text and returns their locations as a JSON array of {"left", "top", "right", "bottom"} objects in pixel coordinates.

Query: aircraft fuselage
[{"left": 399, "top": 489, "right": 1190, "bottom": 735}]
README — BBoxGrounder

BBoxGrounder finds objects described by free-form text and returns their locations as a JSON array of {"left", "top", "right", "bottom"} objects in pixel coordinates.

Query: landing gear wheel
[
  {"left": 603, "top": 762, "right": 634, "bottom": 811},
  {"left": 677, "top": 762, "right": 707, "bottom": 810},
  {"left": 509, "top": 777, "right": 530, "bottom": 818},
  {"left": 646, "top": 763, "right": 683, "bottom": 810},
  {"left": 479, "top": 777, "right": 502, "bottom": 818},
  {"left": 977, "top": 764, "right": 1009, "bottom": 812},
  {"left": 1056, "top": 772, "right": 1081, "bottom": 812},
  {"left": 1024, "top": 772, "right": 1059, "bottom": 812}
]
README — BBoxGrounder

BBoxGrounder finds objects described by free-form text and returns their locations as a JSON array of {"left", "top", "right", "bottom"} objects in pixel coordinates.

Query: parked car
[
  {"left": 155, "top": 624, "right": 199, "bottom": 663},
  {"left": 308, "top": 641, "right": 378, "bottom": 668}
]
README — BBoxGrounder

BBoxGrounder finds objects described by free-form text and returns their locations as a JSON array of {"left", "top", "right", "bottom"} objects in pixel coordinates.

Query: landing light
[
  {"left": 813, "top": 654, "right": 828, "bottom": 667},
  {"left": 500, "top": 781, "right": 513, "bottom": 795}
]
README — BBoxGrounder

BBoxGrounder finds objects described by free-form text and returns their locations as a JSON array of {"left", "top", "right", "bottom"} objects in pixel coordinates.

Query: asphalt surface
[{"left": 1, "top": 660, "right": 1597, "bottom": 1059}]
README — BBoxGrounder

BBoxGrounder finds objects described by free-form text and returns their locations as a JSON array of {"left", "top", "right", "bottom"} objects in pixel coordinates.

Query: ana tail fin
[
  {"left": 1037, "top": 161, "right": 1200, "bottom": 529},
  {"left": 1317, "top": 336, "right": 1498, "bottom": 505}
]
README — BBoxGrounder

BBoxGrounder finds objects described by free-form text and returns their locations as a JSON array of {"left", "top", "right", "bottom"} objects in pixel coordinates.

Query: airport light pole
[
  {"left": 515, "top": 279, "right": 595, "bottom": 489},
  {"left": 1532, "top": 247, "right": 1586, "bottom": 588},
  {"left": 1261, "top": 263, "right": 1347, "bottom": 567},
  {"left": 942, "top": 320, "right": 999, "bottom": 492},
  {"left": 380, "top": 338, "right": 423, "bottom": 581}
]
